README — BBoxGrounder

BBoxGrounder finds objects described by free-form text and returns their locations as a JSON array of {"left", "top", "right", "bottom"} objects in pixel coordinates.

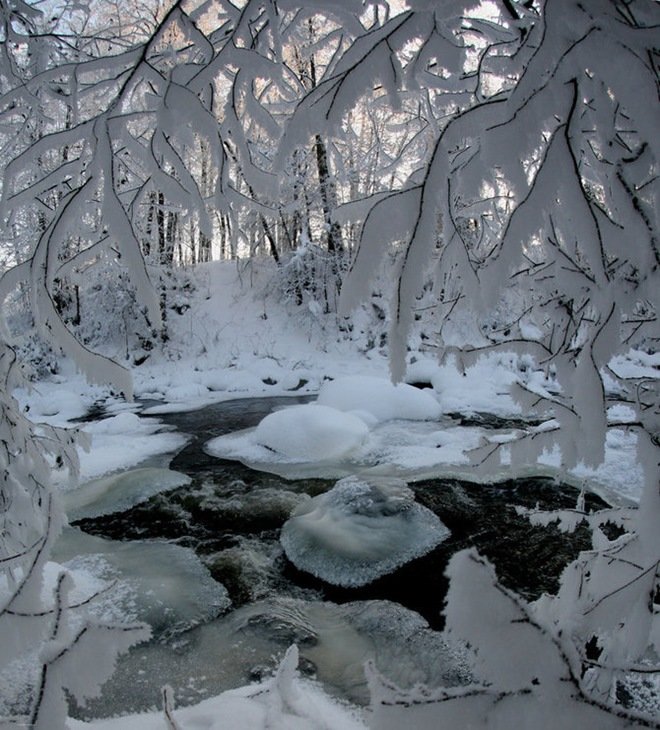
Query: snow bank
[
  {"left": 63, "top": 467, "right": 190, "bottom": 519},
  {"left": 406, "top": 356, "right": 522, "bottom": 416},
  {"left": 75, "top": 412, "right": 188, "bottom": 481},
  {"left": 254, "top": 403, "right": 369, "bottom": 461},
  {"left": 280, "top": 476, "right": 450, "bottom": 587},
  {"left": 317, "top": 375, "right": 441, "bottom": 422},
  {"left": 19, "top": 386, "right": 88, "bottom": 424}
]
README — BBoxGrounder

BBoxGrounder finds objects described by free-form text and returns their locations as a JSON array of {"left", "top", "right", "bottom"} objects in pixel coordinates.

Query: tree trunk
[{"left": 314, "top": 133, "right": 343, "bottom": 255}]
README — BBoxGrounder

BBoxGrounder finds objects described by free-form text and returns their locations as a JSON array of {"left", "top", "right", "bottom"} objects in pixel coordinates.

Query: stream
[{"left": 54, "top": 396, "right": 607, "bottom": 720}]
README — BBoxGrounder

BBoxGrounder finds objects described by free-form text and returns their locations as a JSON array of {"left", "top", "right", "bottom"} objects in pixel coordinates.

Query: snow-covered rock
[
  {"left": 317, "top": 375, "right": 441, "bottom": 423},
  {"left": 280, "top": 476, "right": 450, "bottom": 587},
  {"left": 253, "top": 403, "right": 369, "bottom": 461}
]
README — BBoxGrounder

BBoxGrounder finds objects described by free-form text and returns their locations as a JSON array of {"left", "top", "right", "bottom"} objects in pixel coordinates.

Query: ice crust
[
  {"left": 280, "top": 476, "right": 450, "bottom": 587},
  {"left": 63, "top": 467, "right": 191, "bottom": 519},
  {"left": 53, "top": 528, "right": 230, "bottom": 640},
  {"left": 317, "top": 375, "right": 441, "bottom": 422},
  {"left": 61, "top": 596, "right": 468, "bottom": 721},
  {"left": 76, "top": 412, "right": 188, "bottom": 481}
]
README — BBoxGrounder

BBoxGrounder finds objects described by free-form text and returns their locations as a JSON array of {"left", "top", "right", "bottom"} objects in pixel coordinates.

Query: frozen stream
[{"left": 55, "top": 396, "right": 607, "bottom": 720}]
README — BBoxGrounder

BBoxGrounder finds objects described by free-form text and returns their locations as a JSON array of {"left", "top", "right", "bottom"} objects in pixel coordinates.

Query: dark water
[
  {"left": 76, "top": 396, "right": 607, "bottom": 628},
  {"left": 62, "top": 395, "right": 619, "bottom": 719}
]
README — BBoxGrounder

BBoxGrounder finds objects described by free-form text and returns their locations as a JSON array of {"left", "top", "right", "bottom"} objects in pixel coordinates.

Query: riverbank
[{"left": 6, "top": 259, "right": 658, "bottom": 728}]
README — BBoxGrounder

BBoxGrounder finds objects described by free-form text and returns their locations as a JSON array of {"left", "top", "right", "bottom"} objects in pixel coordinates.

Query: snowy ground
[{"left": 12, "top": 260, "right": 659, "bottom": 728}]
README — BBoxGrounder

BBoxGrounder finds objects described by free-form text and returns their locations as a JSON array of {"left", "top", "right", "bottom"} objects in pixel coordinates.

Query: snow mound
[
  {"left": 63, "top": 467, "right": 191, "bottom": 519},
  {"left": 317, "top": 375, "right": 441, "bottom": 422},
  {"left": 85, "top": 411, "right": 144, "bottom": 434},
  {"left": 19, "top": 385, "right": 89, "bottom": 424},
  {"left": 407, "top": 355, "right": 524, "bottom": 416},
  {"left": 280, "top": 476, "right": 450, "bottom": 587},
  {"left": 254, "top": 403, "right": 369, "bottom": 461}
]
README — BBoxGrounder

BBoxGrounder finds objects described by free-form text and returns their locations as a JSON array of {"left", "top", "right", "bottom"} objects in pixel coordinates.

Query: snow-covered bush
[
  {"left": 73, "top": 264, "right": 154, "bottom": 364},
  {"left": 276, "top": 237, "right": 347, "bottom": 315}
]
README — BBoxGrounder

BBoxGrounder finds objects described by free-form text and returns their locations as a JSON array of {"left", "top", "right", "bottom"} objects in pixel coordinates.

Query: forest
[{"left": 0, "top": 0, "right": 658, "bottom": 728}]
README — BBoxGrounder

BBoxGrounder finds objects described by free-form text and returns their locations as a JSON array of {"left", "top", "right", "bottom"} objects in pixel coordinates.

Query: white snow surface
[
  {"left": 14, "top": 379, "right": 92, "bottom": 424},
  {"left": 317, "top": 375, "right": 442, "bottom": 422},
  {"left": 406, "top": 355, "right": 523, "bottom": 416},
  {"left": 280, "top": 476, "right": 450, "bottom": 587},
  {"left": 253, "top": 403, "right": 369, "bottom": 461},
  {"left": 75, "top": 412, "right": 188, "bottom": 482}
]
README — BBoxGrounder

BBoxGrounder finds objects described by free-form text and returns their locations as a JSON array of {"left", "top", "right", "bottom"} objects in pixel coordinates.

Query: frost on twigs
[
  {"left": 530, "top": 431, "right": 660, "bottom": 713},
  {"left": 162, "top": 684, "right": 182, "bottom": 730},
  {"left": 30, "top": 571, "right": 150, "bottom": 729},
  {"left": 368, "top": 548, "right": 657, "bottom": 729},
  {"left": 0, "top": 357, "right": 150, "bottom": 723}
]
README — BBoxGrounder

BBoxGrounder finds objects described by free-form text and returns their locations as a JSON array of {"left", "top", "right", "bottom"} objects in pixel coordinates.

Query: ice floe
[
  {"left": 63, "top": 467, "right": 191, "bottom": 519},
  {"left": 69, "top": 644, "right": 368, "bottom": 730},
  {"left": 53, "top": 528, "right": 230, "bottom": 641},
  {"left": 63, "top": 596, "right": 468, "bottom": 721},
  {"left": 280, "top": 476, "right": 450, "bottom": 587},
  {"left": 75, "top": 412, "right": 188, "bottom": 481}
]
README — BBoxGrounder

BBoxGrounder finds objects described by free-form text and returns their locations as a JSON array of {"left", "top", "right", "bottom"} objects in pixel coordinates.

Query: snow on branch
[{"left": 370, "top": 548, "right": 660, "bottom": 729}]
